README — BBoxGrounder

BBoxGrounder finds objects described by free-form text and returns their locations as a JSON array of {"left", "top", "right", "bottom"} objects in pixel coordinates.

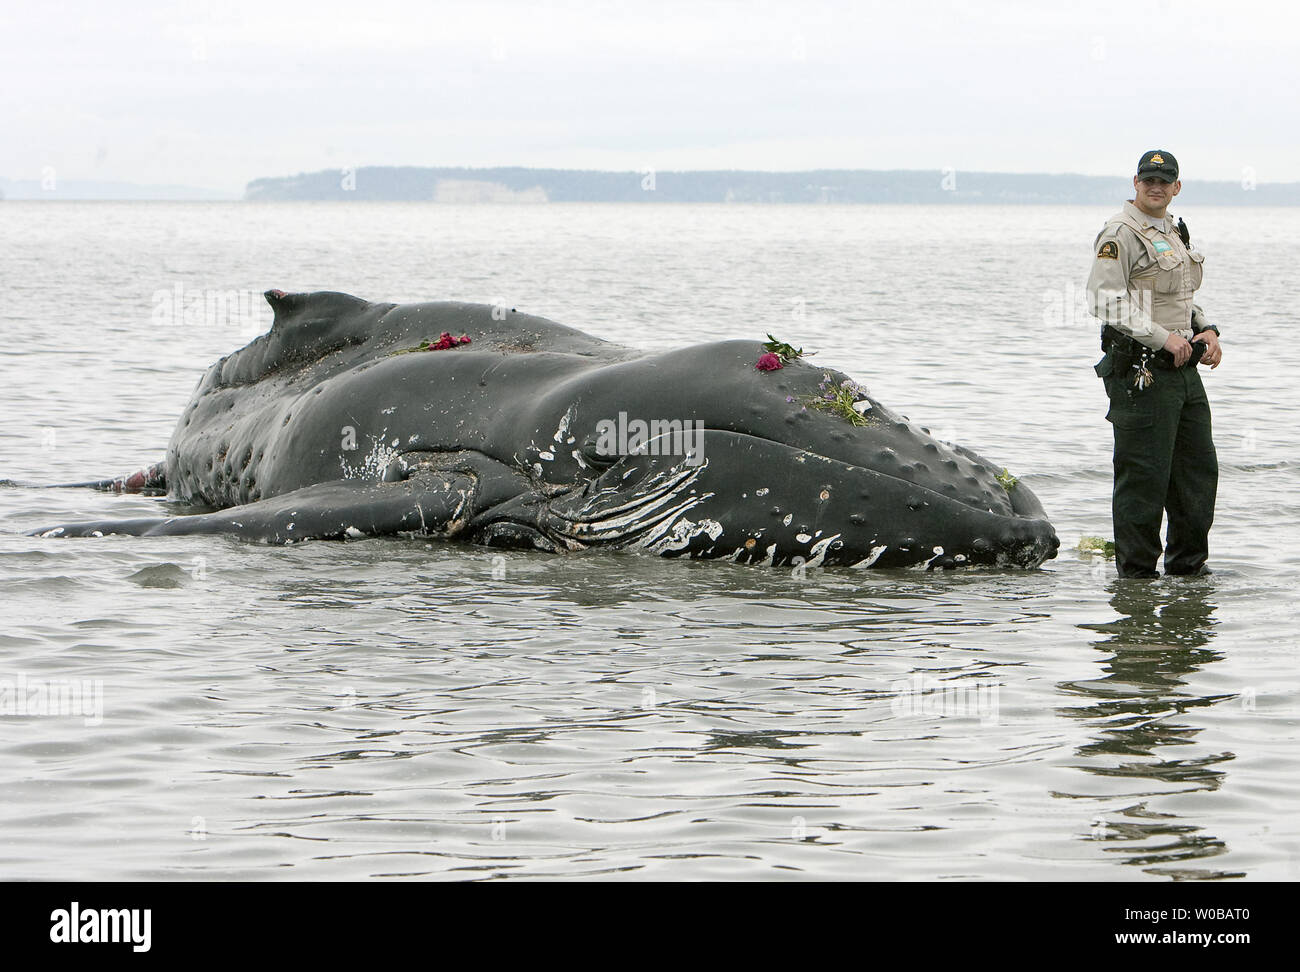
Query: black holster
[{"left": 1100, "top": 326, "right": 1202, "bottom": 370}]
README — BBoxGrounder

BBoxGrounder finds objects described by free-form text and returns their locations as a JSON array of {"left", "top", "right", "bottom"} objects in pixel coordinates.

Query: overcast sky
[{"left": 2, "top": 0, "right": 1297, "bottom": 192}]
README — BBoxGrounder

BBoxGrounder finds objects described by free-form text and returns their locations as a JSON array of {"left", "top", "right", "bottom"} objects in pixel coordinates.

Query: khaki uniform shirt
[{"left": 1087, "top": 200, "right": 1212, "bottom": 351}]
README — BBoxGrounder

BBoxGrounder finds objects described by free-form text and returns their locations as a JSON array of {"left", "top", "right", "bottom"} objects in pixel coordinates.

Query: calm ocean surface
[{"left": 1, "top": 201, "right": 1297, "bottom": 880}]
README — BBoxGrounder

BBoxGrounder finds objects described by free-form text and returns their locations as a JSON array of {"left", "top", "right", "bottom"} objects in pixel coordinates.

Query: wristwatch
[{"left": 1194, "top": 324, "right": 1220, "bottom": 337}]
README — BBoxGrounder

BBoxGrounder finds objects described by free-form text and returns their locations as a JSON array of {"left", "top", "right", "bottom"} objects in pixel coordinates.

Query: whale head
[{"left": 471, "top": 340, "right": 1060, "bottom": 570}]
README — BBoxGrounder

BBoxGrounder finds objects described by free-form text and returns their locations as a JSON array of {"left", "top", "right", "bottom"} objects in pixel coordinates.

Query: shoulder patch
[{"left": 1097, "top": 240, "right": 1119, "bottom": 259}]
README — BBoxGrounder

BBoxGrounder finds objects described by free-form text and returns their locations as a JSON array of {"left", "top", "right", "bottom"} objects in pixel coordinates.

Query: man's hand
[
  {"left": 1163, "top": 332, "right": 1193, "bottom": 367},
  {"left": 1193, "top": 330, "right": 1222, "bottom": 368}
]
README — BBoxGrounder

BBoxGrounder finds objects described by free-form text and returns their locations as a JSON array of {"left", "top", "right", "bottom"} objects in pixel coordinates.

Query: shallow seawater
[{"left": 1, "top": 201, "right": 1297, "bottom": 880}]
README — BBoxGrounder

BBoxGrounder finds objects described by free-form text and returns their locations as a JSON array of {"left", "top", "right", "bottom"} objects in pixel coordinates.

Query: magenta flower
[
  {"left": 427, "top": 331, "right": 472, "bottom": 350},
  {"left": 756, "top": 352, "right": 783, "bottom": 371}
]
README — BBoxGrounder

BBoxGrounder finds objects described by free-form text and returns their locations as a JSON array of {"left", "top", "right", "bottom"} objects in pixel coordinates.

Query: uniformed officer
[{"left": 1086, "top": 149, "right": 1222, "bottom": 578}]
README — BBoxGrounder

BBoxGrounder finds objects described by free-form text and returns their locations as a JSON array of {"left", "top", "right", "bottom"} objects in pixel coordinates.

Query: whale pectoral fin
[
  {"left": 41, "top": 461, "right": 169, "bottom": 494},
  {"left": 29, "top": 473, "right": 482, "bottom": 543}
]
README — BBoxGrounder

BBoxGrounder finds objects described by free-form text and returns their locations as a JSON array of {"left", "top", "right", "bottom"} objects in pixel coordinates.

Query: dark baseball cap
[{"left": 1136, "top": 149, "right": 1179, "bottom": 182}]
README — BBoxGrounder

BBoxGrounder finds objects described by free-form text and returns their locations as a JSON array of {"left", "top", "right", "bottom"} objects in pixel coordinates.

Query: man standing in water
[{"left": 1087, "top": 150, "right": 1222, "bottom": 578}]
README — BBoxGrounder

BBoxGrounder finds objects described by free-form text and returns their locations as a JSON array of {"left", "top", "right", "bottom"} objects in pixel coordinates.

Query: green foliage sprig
[{"left": 763, "top": 334, "right": 813, "bottom": 362}]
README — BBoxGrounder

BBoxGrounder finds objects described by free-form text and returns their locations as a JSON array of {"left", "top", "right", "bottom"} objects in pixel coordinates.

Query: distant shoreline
[
  {"left": 242, "top": 166, "right": 1300, "bottom": 206},
  {"left": 4, "top": 198, "right": 1295, "bottom": 208},
  {"left": 4, "top": 165, "right": 1297, "bottom": 204}
]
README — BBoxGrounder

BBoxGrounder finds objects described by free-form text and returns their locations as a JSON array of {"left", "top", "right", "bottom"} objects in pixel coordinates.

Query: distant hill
[{"left": 243, "top": 165, "right": 1300, "bottom": 205}]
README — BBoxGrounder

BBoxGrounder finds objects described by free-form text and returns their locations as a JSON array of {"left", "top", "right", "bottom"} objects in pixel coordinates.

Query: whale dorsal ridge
[{"left": 263, "top": 289, "right": 374, "bottom": 336}]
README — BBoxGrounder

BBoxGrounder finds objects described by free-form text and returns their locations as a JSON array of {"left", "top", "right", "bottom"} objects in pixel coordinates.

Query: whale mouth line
[{"left": 578, "top": 426, "right": 1029, "bottom": 523}]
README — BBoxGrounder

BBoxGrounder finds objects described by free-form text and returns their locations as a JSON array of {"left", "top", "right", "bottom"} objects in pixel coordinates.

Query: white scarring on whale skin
[
  {"left": 631, "top": 515, "right": 724, "bottom": 555},
  {"left": 575, "top": 493, "right": 703, "bottom": 544},
  {"left": 572, "top": 461, "right": 705, "bottom": 525},
  {"left": 553, "top": 407, "right": 575, "bottom": 445},
  {"left": 339, "top": 430, "right": 400, "bottom": 480},
  {"left": 851, "top": 544, "right": 889, "bottom": 568},
  {"left": 552, "top": 458, "right": 728, "bottom": 555},
  {"left": 805, "top": 534, "right": 842, "bottom": 568}
]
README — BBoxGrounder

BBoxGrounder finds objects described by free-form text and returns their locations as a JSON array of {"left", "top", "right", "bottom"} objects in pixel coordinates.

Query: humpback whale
[{"left": 30, "top": 290, "right": 1059, "bottom": 570}]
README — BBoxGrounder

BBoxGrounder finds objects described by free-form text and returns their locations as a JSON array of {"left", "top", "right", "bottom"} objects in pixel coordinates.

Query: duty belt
[{"left": 1100, "top": 326, "right": 1204, "bottom": 370}]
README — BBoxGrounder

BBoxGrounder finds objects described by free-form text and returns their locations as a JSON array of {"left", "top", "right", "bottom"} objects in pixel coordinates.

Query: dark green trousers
[{"left": 1096, "top": 352, "right": 1218, "bottom": 578}]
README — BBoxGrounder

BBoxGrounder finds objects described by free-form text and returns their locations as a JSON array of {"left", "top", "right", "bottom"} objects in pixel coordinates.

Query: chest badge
[{"left": 1153, "top": 240, "right": 1173, "bottom": 253}]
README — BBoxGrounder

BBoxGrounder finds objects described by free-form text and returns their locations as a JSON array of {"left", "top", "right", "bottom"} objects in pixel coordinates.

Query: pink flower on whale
[
  {"left": 425, "top": 332, "right": 473, "bottom": 350},
  {"left": 755, "top": 352, "right": 783, "bottom": 371}
]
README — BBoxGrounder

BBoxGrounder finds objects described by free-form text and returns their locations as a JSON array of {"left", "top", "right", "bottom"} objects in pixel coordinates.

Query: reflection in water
[{"left": 1061, "top": 580, "right": 1243, "bottom": 879}]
